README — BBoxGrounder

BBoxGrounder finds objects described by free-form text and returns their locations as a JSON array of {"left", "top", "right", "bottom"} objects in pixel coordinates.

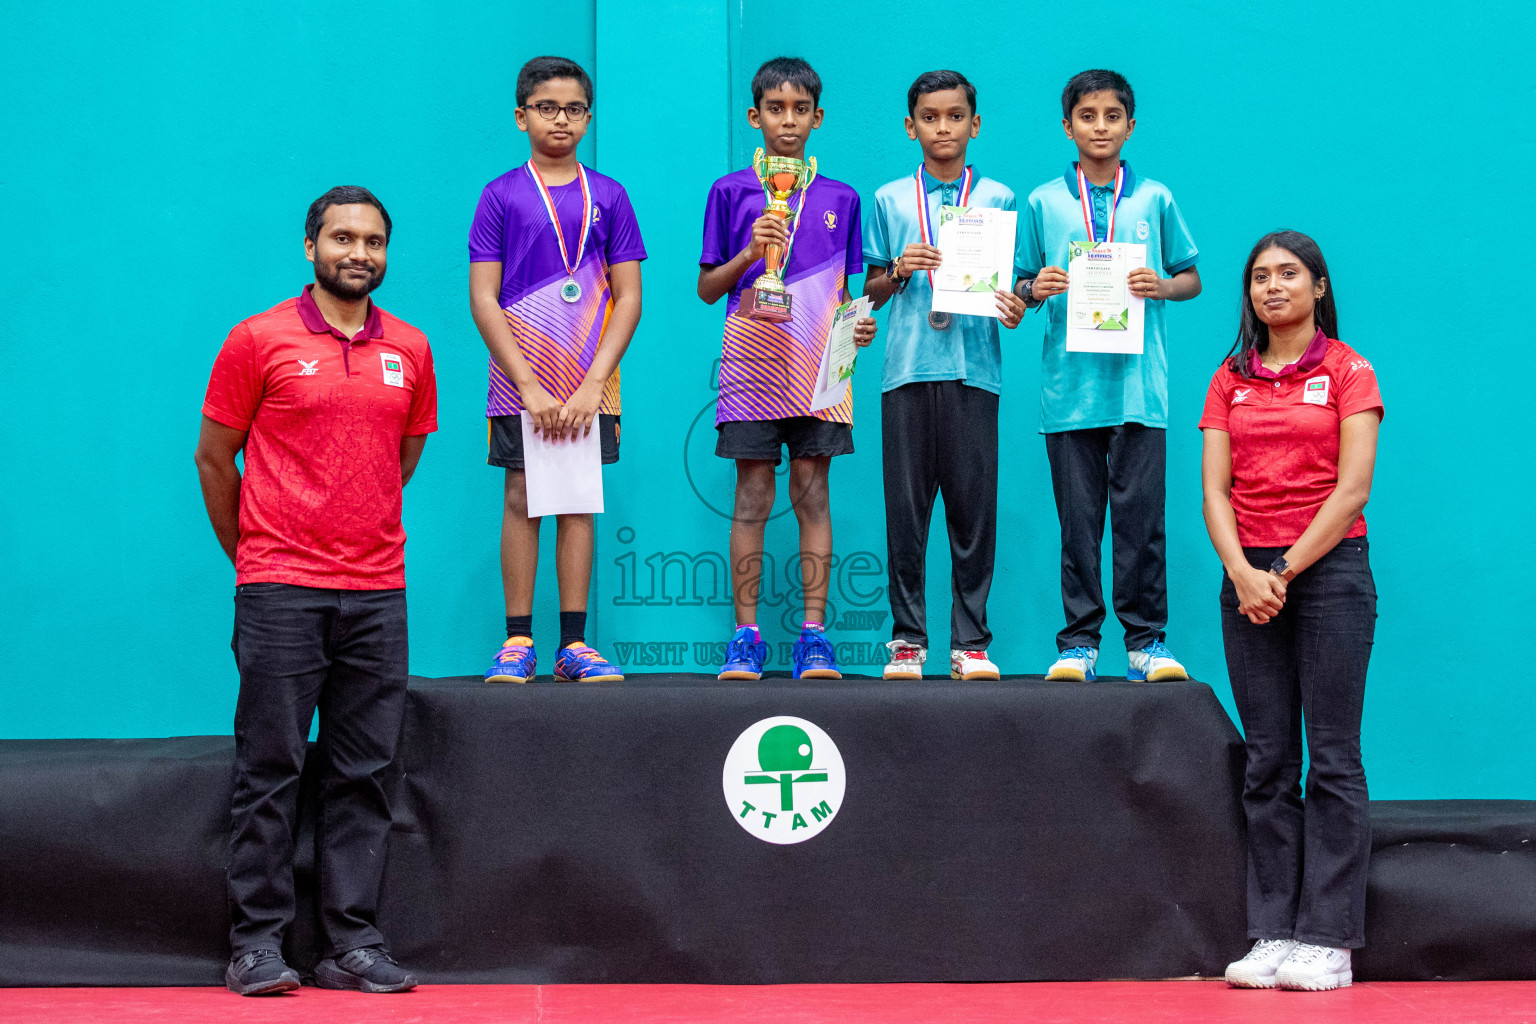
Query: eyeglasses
[{"left": 524, "top": 102, "right": 590, "bottom": 121}]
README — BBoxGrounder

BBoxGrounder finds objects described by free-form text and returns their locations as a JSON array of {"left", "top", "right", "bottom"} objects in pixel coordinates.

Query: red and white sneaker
[
  {"left": 950, "top": 649, "right": 1000, "bottom": 680},
  {"left": 883, "top": 640, "right": 926, "bottom": 680}
]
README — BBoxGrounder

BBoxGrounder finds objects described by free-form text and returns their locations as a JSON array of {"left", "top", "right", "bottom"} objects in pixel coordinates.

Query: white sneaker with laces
[
  {"left": 1126, "top": 640, "right": 1189, "bottom": 682},
  {"left": 1224, "top": 939, "right": 1298, "bottom": 989},
  {"left": 1046, "top": 646, "right": 1097, "bottom": 682},
  {"left": 883, "top": 640, "right": 926, "bottom": 680},
  {"left": 1275, "top": 943, "right": 1352, "bottom": 991},
  {"left": 950, "top": 649, "right": 1000, "bottom": 680}
]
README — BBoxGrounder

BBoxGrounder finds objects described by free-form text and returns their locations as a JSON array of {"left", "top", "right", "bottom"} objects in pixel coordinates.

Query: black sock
[
  {"left": 559, "top": 611, "right": 587, "bottom": 649},
  {"left": 506, "top": 614, "right": 533, "bottom": 640}
]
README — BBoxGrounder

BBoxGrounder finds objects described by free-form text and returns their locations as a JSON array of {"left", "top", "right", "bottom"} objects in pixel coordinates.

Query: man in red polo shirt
[{"left": 194, "top": 186, "right": 436, "bottom": 996}]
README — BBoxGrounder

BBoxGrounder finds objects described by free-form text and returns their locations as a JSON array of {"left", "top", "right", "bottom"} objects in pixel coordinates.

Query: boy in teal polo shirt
[
  {"left": 1017, "top": 69, "right": 1201, "bottom": 683},
  {"left": 865, "top": 69, "right": 1027, "bottom": 681}
]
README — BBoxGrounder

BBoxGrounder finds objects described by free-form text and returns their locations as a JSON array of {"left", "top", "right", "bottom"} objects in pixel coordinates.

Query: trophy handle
[
  {"left": 752, "top": 147, "right": 768, "bottom": 186},
  {"left": 804, "top": 156, "right": 818, "bottom": 188}
]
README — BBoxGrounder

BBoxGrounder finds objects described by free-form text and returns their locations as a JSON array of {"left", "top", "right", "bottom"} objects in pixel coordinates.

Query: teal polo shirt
[
  {"left": 1018, "top": 162, "right": 1199, "bottom": 433},
  {"left": 864, "top": 169, "right": 1023, "bottom": 395}
]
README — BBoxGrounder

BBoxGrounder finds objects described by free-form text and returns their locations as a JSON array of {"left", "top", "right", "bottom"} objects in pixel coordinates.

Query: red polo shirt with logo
[
  {"left": 202, "top": 285, "right": 438, "bottom": 588},
  {"left": 1199, "top": 329, "right": 1383, "bottom": 547}
]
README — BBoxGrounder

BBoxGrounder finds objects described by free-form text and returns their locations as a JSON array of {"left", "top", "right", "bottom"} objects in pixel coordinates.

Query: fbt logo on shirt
[
  {"left": 1232, "top": 387, "right": 1251, "bottom": 405},
  {"left": 1304, "top": 376, "right": 1330, "bottom": 406},
  {"left": 297, "top": 360, "right": 318, "bottom": 376},
  {"left": 381, "top": 354, "right": 405, "bottom": 388}
]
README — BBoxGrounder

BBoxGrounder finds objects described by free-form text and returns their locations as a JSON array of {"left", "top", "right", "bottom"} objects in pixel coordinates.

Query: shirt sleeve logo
[
  {"left": 1304, "top": 375, "right": 1330, "bottom": 405},
  {"left": 381, "top": 353, "right": 405, "bottom": 388}
]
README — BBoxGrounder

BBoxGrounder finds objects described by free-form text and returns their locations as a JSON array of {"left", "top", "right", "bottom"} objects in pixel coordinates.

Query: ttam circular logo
[{"left": 722, "top": 716, "right": 845, "bottom": 844}]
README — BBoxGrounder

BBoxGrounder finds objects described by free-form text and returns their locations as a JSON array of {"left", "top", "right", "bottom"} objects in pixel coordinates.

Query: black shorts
[
  {"left": 488, "top": 414, "right": 620, "bottom": 470},
  {"left": 715, "top": 416, "right": 853, "bottom": 464}
]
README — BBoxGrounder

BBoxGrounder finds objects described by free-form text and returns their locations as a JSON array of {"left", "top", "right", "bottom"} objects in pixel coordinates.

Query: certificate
[
  {"left": 930, "top": 206, "right": 1017, "bottom": 318},
  {"left": 1065, "top": 241, "right": 1146, "bottom": 354},
  {"left": 810, "top": 295, "right": 870, "bottom": 412},
  {"left": 520, "top": 411, "right": 604, "bottom": 517}
]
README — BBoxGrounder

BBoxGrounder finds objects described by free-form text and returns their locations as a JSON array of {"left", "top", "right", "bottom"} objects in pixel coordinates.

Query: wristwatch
[
  {"left": 1268, "top": 556, "right": 1296, "bottom": 582},
  {"left": 890, "top": 255, "right": 910, "bottom": 292}
]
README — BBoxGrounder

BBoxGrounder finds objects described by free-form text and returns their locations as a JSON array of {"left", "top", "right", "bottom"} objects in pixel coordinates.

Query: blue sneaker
[
  {"left": 554, "top": 642, "right": 625, "bottom": 682},
  {"left": 1127, "top": 640, "right": 1189, "bottom": 682},
  {"left": 793, "top": 629, "right": 842, "bottom": 679},
  {"left": 1047, "top": 646, "right": 1097, "bottom": 682},
  {"left": 718, "top": 626, "right": 769, "bottom": 680},
  {"left": 485, "top": 636, "right": 537, "bottom": 684}
]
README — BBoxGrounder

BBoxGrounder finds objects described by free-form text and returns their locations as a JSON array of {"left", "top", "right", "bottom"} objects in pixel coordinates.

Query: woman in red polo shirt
[{"left": 1201, "top": 230, "right": 1383, "bottom": 993}]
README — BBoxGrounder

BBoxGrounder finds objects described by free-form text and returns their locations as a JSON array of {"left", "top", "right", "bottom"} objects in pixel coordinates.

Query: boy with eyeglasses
[
  {"left": 470, "top": 55, "right": 646, "bottom": 684},
  {"left": 698, "top": 56, "right": 876, "bottom": 680}
]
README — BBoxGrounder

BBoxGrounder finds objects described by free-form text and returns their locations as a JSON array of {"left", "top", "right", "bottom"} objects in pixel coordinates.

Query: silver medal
[{"left": 560, "top": 278, "right": 582, "bottom": 304}]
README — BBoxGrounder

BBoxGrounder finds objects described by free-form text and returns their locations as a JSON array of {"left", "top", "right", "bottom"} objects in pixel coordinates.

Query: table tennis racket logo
[{"left": 722, "top": 716, "right": 845, "bottom": 845}]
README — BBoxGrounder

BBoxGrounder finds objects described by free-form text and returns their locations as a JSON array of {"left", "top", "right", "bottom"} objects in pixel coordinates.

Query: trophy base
[{"left": 742, "top": 287, "right": 793, "bottom": 323}]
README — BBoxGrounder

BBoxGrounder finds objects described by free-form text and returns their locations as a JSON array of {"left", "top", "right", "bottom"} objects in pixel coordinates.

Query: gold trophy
[{"left": 741, "top": 147, "right": 817, "bottom": 323}]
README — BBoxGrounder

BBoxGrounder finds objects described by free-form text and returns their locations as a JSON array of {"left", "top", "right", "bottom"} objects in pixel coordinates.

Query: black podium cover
[{"left": 2, "top": 675, "right": 1530, "bottom": 985}]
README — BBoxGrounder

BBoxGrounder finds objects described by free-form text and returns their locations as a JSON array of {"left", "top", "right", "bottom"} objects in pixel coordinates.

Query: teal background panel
[{"left": 1, "top": 0, "right": 1531, "bottom": 801}]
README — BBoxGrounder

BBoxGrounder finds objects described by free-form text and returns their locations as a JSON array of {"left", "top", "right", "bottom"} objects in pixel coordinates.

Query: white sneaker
[
  {"left": 950, "top": 649, "right": 1000, "bottom": 680},
  {"left": 1046, "top": 646, "right": 1097, "bottom": 681},
  {"left": 883, "top": 640, "right": 926, "bottom": 680},
  {"left": 1224, "top": 939, "right": 1298, "bottom": 989},
  {"left": 1275, "top": 943, "right": 1352, "bottom": 991},
  {"left": 1126, "top": 640, "right": 1189, "bottom": 682}
]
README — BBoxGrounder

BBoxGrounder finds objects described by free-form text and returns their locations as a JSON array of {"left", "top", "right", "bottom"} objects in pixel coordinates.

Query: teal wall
[{"left": 2, "top": 1, "right": 1531, "bottom": 799}]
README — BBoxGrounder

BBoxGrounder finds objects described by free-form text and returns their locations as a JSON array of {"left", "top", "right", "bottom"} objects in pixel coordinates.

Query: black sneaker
[
  {"left": 313, "top": 946, "right": 418, "bottom": 993},
  {"left": 226, "top": 949, "right": 300, "bottom": 996}
]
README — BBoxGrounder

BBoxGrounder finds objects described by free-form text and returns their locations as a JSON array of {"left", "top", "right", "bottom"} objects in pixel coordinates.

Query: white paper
[
  {"left": 1065, "top": 241, "right": 1147, "bottom": 354},
  {"left": 519, "top": 411, "right": 604, "bottom": 518},
  {"left": 930, "top": 207, "right": 1017, "bottom": 317},
  {"left": 810, "top": 295, "right": 870, "bottom": 413}
]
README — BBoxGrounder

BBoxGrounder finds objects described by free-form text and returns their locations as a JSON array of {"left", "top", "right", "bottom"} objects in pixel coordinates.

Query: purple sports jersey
[
  {"left": 469, "top": 163, "right": 647, "bottom": 416},
  {"left": 699, "top": 168, "right": 863, "bottom": 424}
]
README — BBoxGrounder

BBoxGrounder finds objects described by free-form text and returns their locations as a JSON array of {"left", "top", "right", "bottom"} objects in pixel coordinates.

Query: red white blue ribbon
[
  {"left": 1077, "top": 163, "right": 1124, "bottom": 244},
  {"left": 526, "top": 160, "right": 592, "bottom": 279},
  {"left": 913, "top": 163, "right": 973, "bottom": 288}
]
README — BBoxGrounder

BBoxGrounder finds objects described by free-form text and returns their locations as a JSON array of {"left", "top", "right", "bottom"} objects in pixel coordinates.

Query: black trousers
[
  {"left": 1221, "top": 539, "right": 1376, "bottom": 948},
  {"left": 1044, "top": 424, "right": 1167, "bottom": 652},
  {"left": 228, "top": 583, "right": 408, "bottom": 958},
  {"left": 882, "top": 381, "right": 998, "bottom": 650}
]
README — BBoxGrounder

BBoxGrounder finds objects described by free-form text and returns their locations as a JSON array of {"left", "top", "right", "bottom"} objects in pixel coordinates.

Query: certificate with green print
[
  {"left": 931, "top": 206, "right": 1017, "bottom": 318},
  {"left": 1066, "top": 240, "right": 1146, "bottom": 354}
]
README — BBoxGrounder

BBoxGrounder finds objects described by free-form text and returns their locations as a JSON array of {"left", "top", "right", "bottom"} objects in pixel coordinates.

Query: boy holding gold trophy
[{"left": 697, "top": 56, "right": 876, "bottom": 681}]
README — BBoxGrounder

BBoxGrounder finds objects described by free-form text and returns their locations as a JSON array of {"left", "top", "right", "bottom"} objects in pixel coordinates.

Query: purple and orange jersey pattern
[
  {"left": 469, "top": 163, "right": 646, "bottom": 417},
  {"left": 700, "top": 169, "right": 863, "bottom": 425}
]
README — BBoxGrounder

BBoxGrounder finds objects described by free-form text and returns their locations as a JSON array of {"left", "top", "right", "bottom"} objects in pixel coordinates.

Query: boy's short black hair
[
  {"left": 516, "top": 55, "right": 594, "bottom": 108},
  {"left": 1061, "top": 69, "right": 1134, "bottom": 120},
  {"left": 751, "top": 56, "right": 821, "bottom": 107},
  {"left": 305, "top": 186, "right": 391, "bottom": 244},
  {"left": 907, "top": 69, "right": 976, "bottom": 116}
]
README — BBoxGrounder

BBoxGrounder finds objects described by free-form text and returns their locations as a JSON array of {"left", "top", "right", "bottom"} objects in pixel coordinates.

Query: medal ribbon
[
  {"left": 1076, "top": 163, "right": 1124, "bottom": 244},
  {"left": 526, "top": 161, "right": 593, "bottom": 279},
  {"left": 912, "top": 163, "right": 974, "bottom": 290}
]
